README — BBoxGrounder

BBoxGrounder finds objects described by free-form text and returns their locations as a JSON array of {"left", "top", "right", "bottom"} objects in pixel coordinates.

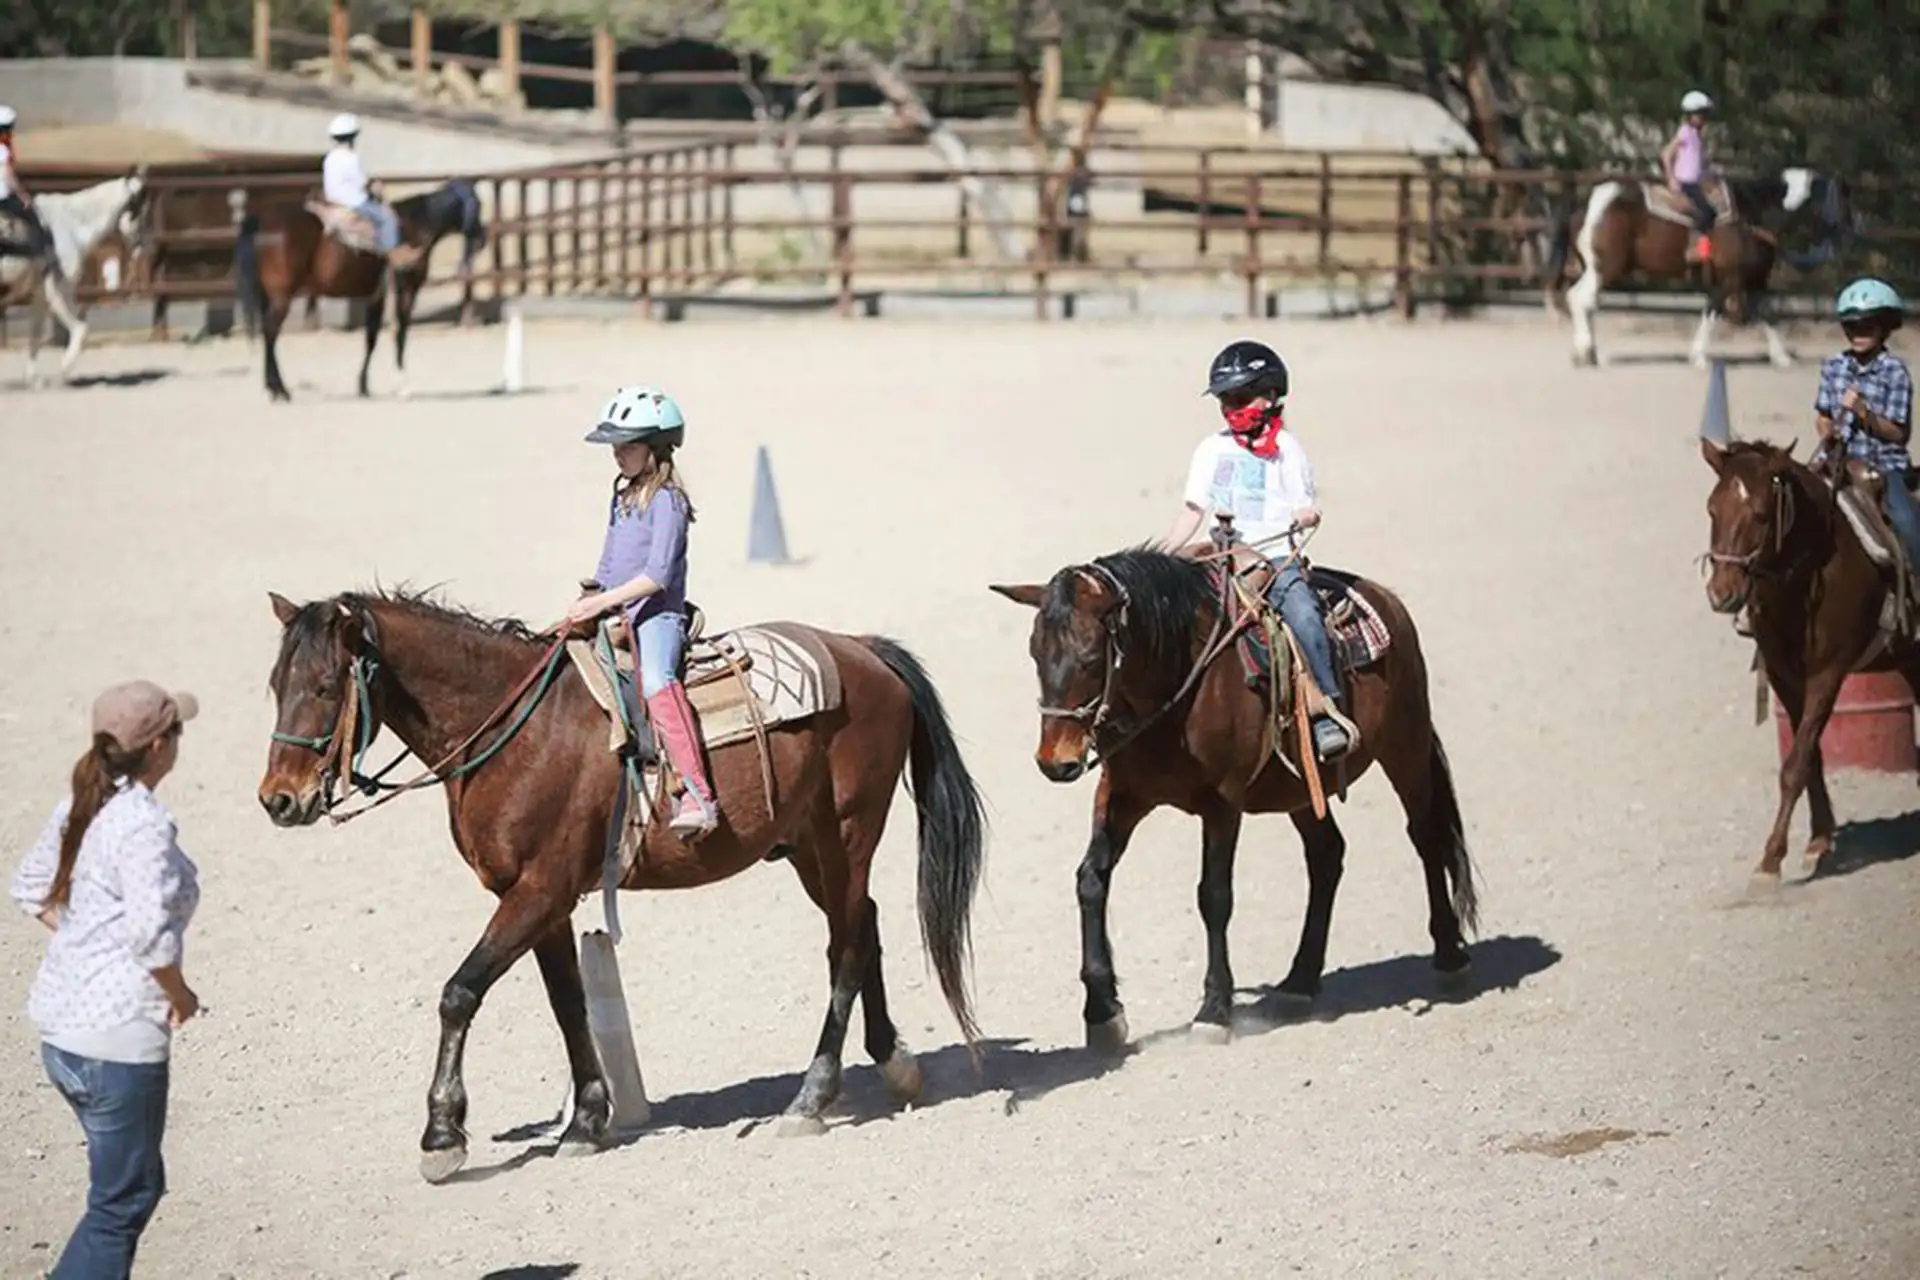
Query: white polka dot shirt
[{"left": 11, "top": 779, "right": 201, "bottom": 1064}]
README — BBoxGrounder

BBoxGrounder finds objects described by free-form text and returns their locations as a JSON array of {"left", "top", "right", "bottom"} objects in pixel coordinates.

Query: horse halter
[
  {"left": 270, "top": 648, "right": 396, "bottom": 816},
  {"left": 1037, "top": 561, "right": 1133, "bottom": 738},
  {"left": 1704, "top": 469, "right": 1797, "bottom": 583}
]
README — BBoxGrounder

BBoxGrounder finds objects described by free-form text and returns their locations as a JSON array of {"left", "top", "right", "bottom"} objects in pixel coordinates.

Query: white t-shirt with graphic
[
  {"left": 0, "top": 142, "right": 13, "bottom": 199},
  {"left": 1181, "top": 428, "right": 1316, "bottom": 555}
]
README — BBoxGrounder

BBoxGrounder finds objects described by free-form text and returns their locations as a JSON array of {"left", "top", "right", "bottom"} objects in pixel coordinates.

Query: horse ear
[
  {"left": 989, "top": 583, "right": 1045, "bottom": 609},
  {"left": 270, "top": 591, "right": 300, "bottom": 625},
  {"left": 1701, "top": 438, "right": 1727, "bottom": 473}
]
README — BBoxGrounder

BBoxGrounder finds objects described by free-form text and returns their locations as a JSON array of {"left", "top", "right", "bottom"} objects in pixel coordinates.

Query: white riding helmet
[
  {"left": 0, "top": 105, "right": 17, "bottom": 129},
  {"left": 328, "top": 113, "right": 361, "bottom": 140},
  {"left": 1681, "top": 90, "right": 1714, "bottom": 114}
]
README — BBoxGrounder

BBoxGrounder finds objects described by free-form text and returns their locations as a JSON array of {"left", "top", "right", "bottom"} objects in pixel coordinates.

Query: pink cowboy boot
[{"left": 646, "top": 682, "right": 719, "bottom": 839}]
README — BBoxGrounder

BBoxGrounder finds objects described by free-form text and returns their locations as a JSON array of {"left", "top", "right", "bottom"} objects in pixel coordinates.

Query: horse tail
[
  {"left": 1542, "top": 184, "right": 1580, "bottom": 315},
  {"left": 234, "top": 211, "right": 265, "bottom": 334},
  {"left": 862, "top": 634, "right": 987, "bottom": 1052},
  {"left": 1424, "top": 731, "right": 1481, "bottom": 937}
]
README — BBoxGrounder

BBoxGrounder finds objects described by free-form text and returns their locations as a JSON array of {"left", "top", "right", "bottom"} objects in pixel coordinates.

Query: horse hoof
[
  {"left": 880, "top": 1048, "right": 923, "bottom": 1104},
  {"left": 556, "top": 1136, "right": 603, "bottom": 1159},
  {"left": 1085, "top": 1012, "right": 1130, "bottom": 1054},
  {"left": 1804, "top": 838, "right": 1833, "bottom": 871},
  {"left": 1436, "top": 960, "right": 1474, "bottom": 994},
  {"left": 776, "top": 1113, "right": 828, "bottom": 1139},
  {"left": 418, "top": 1146, "right": 468, "bottom": 1184},
  {"left": 1748, "top": 870, "right": 1784, "bottom": 900},
  {"left": 1269, "top": 987, "right": 1317, "bottom": 1014},
  {"left": 1188, "top": 1021, "right": 1232, "bottom": 1046}
]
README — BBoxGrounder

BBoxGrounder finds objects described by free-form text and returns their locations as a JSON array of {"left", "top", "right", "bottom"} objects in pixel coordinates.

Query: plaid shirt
[{"left": 1816, "top": 348, "right": 1914, "bottom": 474}]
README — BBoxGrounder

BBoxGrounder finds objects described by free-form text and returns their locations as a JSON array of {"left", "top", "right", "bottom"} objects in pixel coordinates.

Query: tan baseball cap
[{"left": 91, "top": 680, "right": 199, "bottom": 753}]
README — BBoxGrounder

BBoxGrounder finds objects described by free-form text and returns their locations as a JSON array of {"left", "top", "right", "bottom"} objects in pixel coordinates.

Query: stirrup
[{"left": 1310, "top": 716, "right": 1351, "bottom": 762}]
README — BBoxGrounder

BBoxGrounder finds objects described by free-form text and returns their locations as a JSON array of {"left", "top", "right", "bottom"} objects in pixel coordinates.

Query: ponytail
[{"left": 47, "top": 732, "right": 145, "bottom": 910}]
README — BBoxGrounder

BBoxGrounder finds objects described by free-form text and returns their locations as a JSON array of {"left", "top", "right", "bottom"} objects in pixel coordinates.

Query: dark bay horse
[
  {"left": 235, "top": 179, "right": 486, "bottom": 402},
  {"left": 1701, "top": 438, "right": 1919, "bottom": 883},
  {"left": 991, "top": 548, "right": 1480, "bottom": 1049},
  {"left": 257, "top": 587, "right": 985, "bottom": 1181},
  {"left": 1546, "top": 168, "right": 1850, "bottom": 369}
]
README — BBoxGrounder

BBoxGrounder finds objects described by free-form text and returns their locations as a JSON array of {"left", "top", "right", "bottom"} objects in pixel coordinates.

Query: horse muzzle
[
  {"left": 258, "top": 779, "right": 327, "bottom": 827},
  {"left": 1035, "top": 721, "right": 1092, "bottom": 783}
]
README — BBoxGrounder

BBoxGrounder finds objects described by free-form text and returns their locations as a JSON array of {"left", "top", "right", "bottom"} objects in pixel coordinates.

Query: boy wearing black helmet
[{"left": 1159, "top": 339, "right": 1352, "bottom": 762}]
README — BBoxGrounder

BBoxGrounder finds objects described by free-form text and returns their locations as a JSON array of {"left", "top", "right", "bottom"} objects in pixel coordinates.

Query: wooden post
[
  {"left": 1244, "top": 173, "right": 1262, "bottom": 319},
  {"left": 1039, "top": 37, "right": 1062, "bottom": 133},
  {"left": 618, "top": 153, "right": 633, "bottom": 295},
  {"left": 957, "top": 185, "right": 971, "bottom": 260},
  {"left": 701, "top": 144, "right": 715, "bottom": 278},
  {"left": 499, "top": 20, "right": 521, "bottom": 109},
  {"left": 489, "top": 178, "right": 504, "bottom": 307},
  {"left": 593, "top": 25, "right": 616, "bottom": 127},
  {"left": 411, "top": 8, "right": 431, "bottom": 99},
  {"left": 1197, "top": 149, "right": 1212, "bottom": 255},
  {"left": 1395, "top": 173, "right": 1415, "bottom": 318},
  {"left": 832, "top": 170, "right": 853, "bottom": 318},
  {"left": 252, "top": 0, "right": 270, "bottom": 69},
  {"left": 721, "top": 142, "right": 736, "bottom": 266},
  {"left": 328, "top": 0, "right": 348, "bottom": 88},
  {"left": 173, "top": 0, "right": 198, "bottom": 62},
  {"left": 1316, "top": 153, "right": 1332, "bottom": 272},
  {"left": 1034, "top": 171, "right": 1052, "bottom": 321},
  {"left": 638, "top": 154, "right": 654, "bottom": 317},
  {"left": 545, "top": 175, "right": 558, "bottom": 296}
]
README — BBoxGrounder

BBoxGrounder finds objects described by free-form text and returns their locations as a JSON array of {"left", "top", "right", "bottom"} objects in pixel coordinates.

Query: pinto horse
[
  {"left": 991, "top": 547, "right": 1480, "bottom": 1048},
  {"left": 1700, "top": 438, "right": 1920, "bottom": 883},
  {"left": 0, "top": 170, "right": 150, "bottom": 386},
  {"left": 257, "top": 587, "right": 985, "bottom": 1180},
  {"left": 234, "top": 179, "right": 487, "bottom": 401},
  {"left": 1546, "top": 168, "right": 1850, "bottom": 369}
]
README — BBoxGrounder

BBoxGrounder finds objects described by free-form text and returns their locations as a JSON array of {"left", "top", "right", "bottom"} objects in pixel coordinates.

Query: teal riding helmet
[
  {"left": 1836, "top": 277, "right": 1905, "bottom": 328},
  {"left": 585, "top": 384, "right": 686, "bottom": 446}
]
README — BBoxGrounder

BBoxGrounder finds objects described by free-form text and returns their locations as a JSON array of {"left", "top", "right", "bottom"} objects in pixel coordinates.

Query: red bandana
[{"left": 1223, "top": 402, "right": 1285, "bottom": 460}]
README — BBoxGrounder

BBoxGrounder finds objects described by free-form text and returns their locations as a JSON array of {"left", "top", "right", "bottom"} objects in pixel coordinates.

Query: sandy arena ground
[{"left": 2, "top": 309, "right": 1918, "bottom": 1279}]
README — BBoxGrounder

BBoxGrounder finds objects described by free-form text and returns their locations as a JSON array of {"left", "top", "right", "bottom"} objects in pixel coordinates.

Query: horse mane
[
  {"left": 1048, "top": 546, "right": 1219, "bottom": 669},
  {"left": 353, "top": 583, "right": 542, "bottom": 643}
]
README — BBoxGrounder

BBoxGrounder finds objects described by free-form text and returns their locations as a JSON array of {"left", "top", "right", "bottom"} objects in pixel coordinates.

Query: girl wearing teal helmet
[
  {"left": 565, "top": 385, "right": 718, "bottom": 840},
  {"left": 1814, "top": 277, "right": 1917, "bottom": 569}
]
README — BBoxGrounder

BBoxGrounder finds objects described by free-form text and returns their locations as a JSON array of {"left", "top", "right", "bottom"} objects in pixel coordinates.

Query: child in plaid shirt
[{"left": 1815, "top": 277, "right": 1916, "bottom": 570}]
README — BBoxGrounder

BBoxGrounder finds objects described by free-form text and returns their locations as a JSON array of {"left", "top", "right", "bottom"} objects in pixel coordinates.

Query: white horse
[{"left": 0, "top": 169, "right": 148, "bottom": 387}]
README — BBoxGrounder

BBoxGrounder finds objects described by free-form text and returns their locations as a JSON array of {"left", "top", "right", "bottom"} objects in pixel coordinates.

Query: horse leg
[
  {"left": 419, "top": 880, "right": 569, "bottom": 1183},
  {"left": 1761, "top": 298, "right": 1794, "bottom": 368},
  {"left": 1079, "top": 774, "right": 1148, "bottom": 1052},
  {"left": 1272, "top": 809, "right": 1346, "bottom": 1007},
  {"left": 529, "top": 925, "right": 615, "bottom": 1155},
  {"left": 1188, "top": 805, "right": 1242, "bottom": 1044},
  {"left": 43, "top": 274, "right": 87, "bottom": 381},
  {"left": 1688, "top": 304, "right": 1718, "bottom": 369},
  {"left": 262, "top": 297, "right": 293, "bottom": 402},
  {"left": 1567, "top": 264, "right": 1602, "bottom": 367},
  {"left": 357, "top": 279, "right": 385, "bottom": 399},
  {"left": 26, "top": 280, "right": 43, "bottom": 388},
  {"left": 1759, "top": 667, "right": 1845, "bottom": 886},
  {"left": 1380, "top": 729, "right": 1477, "bottom": 987},
  {"left": 394, "top": 275, "right": 416, "bottom": 400},
  {"left": 774, "top": 816, "right": 875, "bottom": 1136},
  {"left": 1771, "top": 671, "right": 1837, "bottom": 871}
]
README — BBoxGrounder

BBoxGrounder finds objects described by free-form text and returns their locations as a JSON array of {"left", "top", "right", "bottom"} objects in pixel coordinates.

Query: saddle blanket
[
  {"left": 1235, "top": 568, "right": 1393, "bottom": 690},
  {"left": 568, "top": 620, "right": 843, "bottom": 755},
  {"left": 1643, "top": 179, "right": 1733, "bottom": 229}
]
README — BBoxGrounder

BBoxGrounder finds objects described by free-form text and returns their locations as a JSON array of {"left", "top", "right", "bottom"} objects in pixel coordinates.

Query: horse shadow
[
  {"left": 479, "top": 1266, "right": 579, "bottom": 1280},
  {"left": 463, "top": 1032, "right": 1141, "bottom": 1179},
  {"left": 1603, "top": 352, "right": 1781, "bottom": 368},
  {"left": 1807, "top": 810, "right": 1920, "bottom": 881},
  {"left": 0, "top": 368, "right": 173, "bottom": 392},
  {"left": 1217, "top": 932, "right": 1562, "bottom": 1035}
]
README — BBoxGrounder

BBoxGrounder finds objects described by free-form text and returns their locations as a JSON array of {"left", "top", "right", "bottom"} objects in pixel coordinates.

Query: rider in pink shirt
[{"left": 1662, "top": 90, "right": 1717, "bottom": 263}]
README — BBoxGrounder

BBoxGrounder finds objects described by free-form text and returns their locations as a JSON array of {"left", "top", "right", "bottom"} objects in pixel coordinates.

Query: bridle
[
  {"left": 270, "top": 615, "right": 573, "bottom": 825},
  {"left": 1702, "top": 467, "right": 1799, "bottom": 586},
  {"left": 1036, "top": 559, "right": 1249, "bottom": 769}
]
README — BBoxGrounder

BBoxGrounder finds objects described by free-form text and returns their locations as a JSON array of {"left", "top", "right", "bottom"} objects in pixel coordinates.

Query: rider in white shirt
[
  {"left": 322, "top": 114, "right": 402, "bottom": 257},
  {"left": 0, "top": 105, "right": 56, "bottom": 269}
]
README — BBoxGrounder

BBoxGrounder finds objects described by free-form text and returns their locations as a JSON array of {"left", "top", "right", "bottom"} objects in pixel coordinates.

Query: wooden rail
[{"left": 18, "top": 147, "right": 1913, "bottom": 330}]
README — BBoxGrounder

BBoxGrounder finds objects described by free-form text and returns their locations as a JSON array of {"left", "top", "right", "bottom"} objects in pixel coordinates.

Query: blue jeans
[
  {"left": 1883, "top": 472, "right": 1920, "bottom": 572},
  {"left": 633, "top": 609, "right": 686, "bottom": 700},
  {"left": 1681, "top": 182, "right": 1715, "bottom": 233},
  {"left": 355, "top": 199, "right": 400, "bottom": 253},
  {"left": 40, "top": 1043, "right": 170, "bottom": 1280},
  {"left": 1268, "top": 562, "right": 1343, "bottom": 711}
]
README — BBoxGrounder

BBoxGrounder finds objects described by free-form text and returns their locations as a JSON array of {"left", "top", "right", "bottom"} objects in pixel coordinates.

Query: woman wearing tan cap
[{"left": 10, "top": 679, "right": 203, "bottom": 1280}]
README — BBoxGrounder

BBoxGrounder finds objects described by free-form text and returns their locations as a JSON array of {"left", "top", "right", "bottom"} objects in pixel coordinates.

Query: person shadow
[{"left": 452, "top": 932, "right": 1559, "bottom": 1183}]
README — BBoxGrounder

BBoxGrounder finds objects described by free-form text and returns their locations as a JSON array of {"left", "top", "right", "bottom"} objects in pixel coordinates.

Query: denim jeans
[
  {"left": 1681, "top": 182, "right": 1715, "bottom": 233},
  {"left": 0, "top": 191, "right": 52, "bottom": 259},
  {"left": 1882, "top": 471, "right": 1920, "bottom": 572},
  {"left": 354, "top": 198, "right": 400, "bottom": 252},
  {"left": 1267, "top": 562, "right": 1343, "bottom": 710},
  {"left": 632, "top": 609, "right": 686, "bottom": 700},
  {"left": 40, "top": 1043, "right": 170, "bottom": 1280}
]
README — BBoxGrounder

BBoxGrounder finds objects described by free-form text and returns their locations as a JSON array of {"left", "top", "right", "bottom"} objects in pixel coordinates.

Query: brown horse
[
  {"left": 234, "top": 180, "right": 486, "bottom": 402},
  {"left": 256, "top": 587, "right": 985, "bottom": 1181},
  {"left": 1700, "top": 437, "right": 1919, "bottom": 882},
  {"left": 990, "top": 546, "right": 1480, "bottom": 1048},
  {"left": 1545, "top": 168, "right": 1850, "bottom": 369}
]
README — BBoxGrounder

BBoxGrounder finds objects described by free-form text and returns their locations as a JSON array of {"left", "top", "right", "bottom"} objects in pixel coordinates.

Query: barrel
[{"left": 1774, "top": 671, "right": 1919, "bottom": 772}]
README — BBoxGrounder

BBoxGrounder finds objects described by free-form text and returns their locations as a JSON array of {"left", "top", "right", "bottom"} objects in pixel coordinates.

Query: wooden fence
[{"left": 17, "top": 144, "right": 1917, "bottom": 332}]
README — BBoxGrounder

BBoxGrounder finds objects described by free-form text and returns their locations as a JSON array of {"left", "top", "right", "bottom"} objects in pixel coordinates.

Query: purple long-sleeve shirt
[{"left": 593, "top": 485, "right": 690, "bottom": 630}]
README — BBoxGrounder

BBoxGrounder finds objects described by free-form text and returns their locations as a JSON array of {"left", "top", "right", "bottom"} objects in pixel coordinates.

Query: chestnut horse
[
  {"left": 234, "top": 179, "right": 486, "bottom": 402},
  {"left": 1546, "top": 168, "right": 1850, "bottom": 369},
  {"left": 991, "top": 547, "right": 1479, "bottom": 1049},
  {"left": 1700, "top": 438, "right": 1919, "bottom": 883},
  {"left": 257, "top": 587, "right": 985, "bottom": 1181}
]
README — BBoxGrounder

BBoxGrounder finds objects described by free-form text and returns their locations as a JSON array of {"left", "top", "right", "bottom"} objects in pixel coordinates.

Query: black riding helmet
[{"left": 1204, "top": 339, "right": 1289, "bottom": 400}]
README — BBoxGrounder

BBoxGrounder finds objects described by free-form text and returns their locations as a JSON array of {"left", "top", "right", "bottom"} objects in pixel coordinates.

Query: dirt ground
[{"left": 2, "top": 310, "right": 1917, "bottom": 1279}]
